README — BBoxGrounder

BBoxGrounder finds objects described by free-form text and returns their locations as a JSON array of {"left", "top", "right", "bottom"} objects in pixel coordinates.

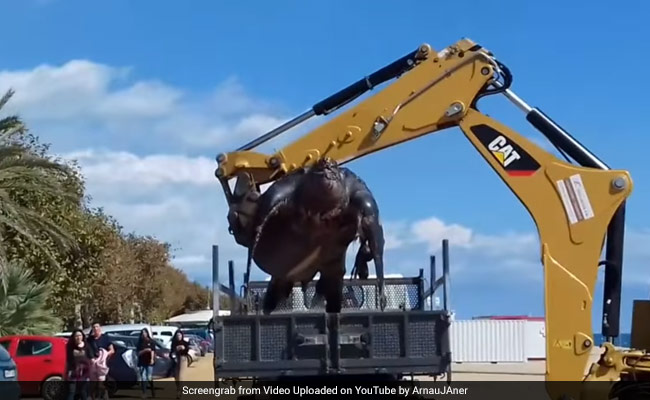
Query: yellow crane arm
[{"left": 214, "top": 38, "right": 649, "bottom": 398}]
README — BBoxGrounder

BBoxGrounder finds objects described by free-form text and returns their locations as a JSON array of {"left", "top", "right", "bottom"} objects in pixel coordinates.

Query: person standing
[
  {"left": 170, "top": 330, "right": 189, "bottom": 399},
  {"left": 136, "top": 328, "right": 156, "bottom": 399},
  {"left": 86, "top": 322, "right": 115, "bottom": 400},
  {"left": 66, "top": 329, "right": 92, "bottom": 400}
]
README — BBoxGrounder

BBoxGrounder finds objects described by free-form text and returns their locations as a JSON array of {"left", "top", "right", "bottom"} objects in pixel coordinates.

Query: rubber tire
[{"left": 41, "top": 376, "right": 65, "bottom": 400}]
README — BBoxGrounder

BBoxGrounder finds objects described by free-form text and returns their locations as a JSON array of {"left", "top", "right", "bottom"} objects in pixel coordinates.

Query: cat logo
[
  {"left": 488, "top": 136, "right": 521, "bottom": 167},
  {"left": 470, "top": 124, "right": 541, "bottom": 177}
]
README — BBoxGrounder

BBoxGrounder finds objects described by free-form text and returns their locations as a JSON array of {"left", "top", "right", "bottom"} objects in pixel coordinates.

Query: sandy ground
[
  {"left": 158, "top": 356, "right": 213, "bottom": 381},
  {"left": 162, "top": 348, "right": 603, "bottom": 382},
  {"left": 76, "top": 351, "right": 603, "bottom": 399}
]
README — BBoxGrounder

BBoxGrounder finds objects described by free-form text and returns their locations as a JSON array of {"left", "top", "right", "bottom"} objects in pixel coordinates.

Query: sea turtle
[{"left": 240, "top": 157, "right": 386, "bottom": 314}]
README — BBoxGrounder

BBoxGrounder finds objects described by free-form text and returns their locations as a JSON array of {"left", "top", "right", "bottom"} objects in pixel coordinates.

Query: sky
[{"left": 0, "top": 0, "right": 649, "bottom": 334}]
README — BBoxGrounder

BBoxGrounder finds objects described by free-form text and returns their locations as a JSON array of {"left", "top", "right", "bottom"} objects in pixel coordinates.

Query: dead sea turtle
[{"left": 244, "top": 157, "right": 386, "bottom": 314}]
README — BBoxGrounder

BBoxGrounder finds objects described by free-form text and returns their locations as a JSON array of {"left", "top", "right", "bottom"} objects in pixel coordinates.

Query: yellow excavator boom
[{"left": 215, "top": 38, "right": 650, "bottom": 399}]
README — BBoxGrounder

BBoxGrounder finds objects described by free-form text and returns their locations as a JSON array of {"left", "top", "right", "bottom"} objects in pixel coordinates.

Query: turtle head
[
  {"left": 295, "top": 157, "right": 348, "bottom": 217},
  {"left": 312, "top": 157, "right": 340, "bottom": 180}
]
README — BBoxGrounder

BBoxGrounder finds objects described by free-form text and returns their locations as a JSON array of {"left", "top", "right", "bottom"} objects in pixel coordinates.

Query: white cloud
[
  {"left": 95, "top": 81, "right": 182, "bottom": 119},
  {"left": 385, "top": 214, "right": 650, "bottom": 288},
  {"left": 4, "top": 58, "right": 649, "bottom": 299},
  {"left": 56, "top": 146, "right": 650, "bottom": 290},
  {"left": 183, "top": 113, "right": 290, "bottom": 148},
  {"left": 382, "top": 221, "right": 409, "bottom": 250},
  {"left": 65, "top": 150, "right": 216, "bottom": 187},
  {"left": 386, "top": 215, "right": 539, "bottom": 259},
  {"left": 411, "top": 217, "right": 473, "bottom": 250},
  {"left": 56, "top": 151, "right": 504, "bottom": 286},
  {"left": 57, "top": 149, "right": 247, "bottom": 282},
  {"left": 0, "top": 60, "right": 129, "bottom": 120},
  {"left": 0, "top": 60, "right": 291, "bottom": 153},
  {"left": 173, "top": 255, "right": 210, "bottom": 267}
]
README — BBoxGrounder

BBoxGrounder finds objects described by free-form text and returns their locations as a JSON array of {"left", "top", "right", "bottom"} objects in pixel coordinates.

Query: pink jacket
[{"left": 90, "top": 348, "right": 110, "bottom": 381}]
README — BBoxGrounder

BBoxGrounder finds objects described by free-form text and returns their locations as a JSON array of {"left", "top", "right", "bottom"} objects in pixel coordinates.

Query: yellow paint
[
  {"left": 492, "top": 150, "right": 505, "bottom": 165},
  {"left": 216, "top": 38, "right": 650, "bottom": 396}
]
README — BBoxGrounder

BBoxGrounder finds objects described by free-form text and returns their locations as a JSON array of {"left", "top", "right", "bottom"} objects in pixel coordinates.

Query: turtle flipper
[
  {"left": 353, "top": 240, "right": 373, "bottom": 280},
  {"left": 349, "top": 183, "right": 386, "bottom": 310}
]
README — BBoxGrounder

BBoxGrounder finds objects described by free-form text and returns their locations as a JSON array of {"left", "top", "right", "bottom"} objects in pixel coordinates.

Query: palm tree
[
  {"left": 0, "top": 260, "right": 61, "bottom": 335},
  {"left": 0, "top": 89, "right": 78, "bottom": 274}
]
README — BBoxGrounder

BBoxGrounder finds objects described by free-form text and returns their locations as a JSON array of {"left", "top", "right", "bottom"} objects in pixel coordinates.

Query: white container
[
  {"left": 449, "top": 319, "right": 527, "bottom": 363},
  {"left": 524, "top": 320, "right": 546, "bottom": 360}
]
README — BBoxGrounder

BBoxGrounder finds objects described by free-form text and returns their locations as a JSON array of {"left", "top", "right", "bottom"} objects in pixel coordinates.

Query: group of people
[{"left": 65, "top": 322, "right": 191, "bottom": 400}]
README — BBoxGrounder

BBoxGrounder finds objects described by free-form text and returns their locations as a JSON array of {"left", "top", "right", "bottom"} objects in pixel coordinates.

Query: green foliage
[
  {"left": 0, "top": 88, "right": 211, "bottom": 331},
  {"left": 183, "top": 281, "right": 211, "bottom": 311},
  {"left": 0, "top": 90, "right": 79, "bottom": 273},
  {"left": 0, "top": 260, "right": 61, "bottom": 336},
  {"left": 84, "top": 233, "right": 213, "bottom": 326}
]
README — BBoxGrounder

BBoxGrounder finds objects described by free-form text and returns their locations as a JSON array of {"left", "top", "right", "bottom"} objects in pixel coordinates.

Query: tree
[
  {"left": 81, "top": 231, "right": 213, "bottom": 325},
  {"left": 0, "top": 89, "right": 79, "bottom": 275},
  {"left": 52, "top": 208, "right": 126, "bottom": 328},
  {"left": 82, "top": 222, "right": 139, "bottom": 325},
  {"left": 0, "top": 260, "right": 61, "bottom": 336},
  {"left": 182, "top": 281, "right": 210, "bottom": 311},
  {"left": 0, "top": 89, "right": 118, "bottom": 327},
  {"left": 0, "top": 89, "right": 214, "bottom": 328}
]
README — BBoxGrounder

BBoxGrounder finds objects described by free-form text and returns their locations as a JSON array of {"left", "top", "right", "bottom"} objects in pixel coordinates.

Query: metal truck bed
[
  {"left": 217, "top": 308, "right": 450, "bottom": 378},
  {"left": 211, "top": 242, "right": 454, "bottom": 380}
]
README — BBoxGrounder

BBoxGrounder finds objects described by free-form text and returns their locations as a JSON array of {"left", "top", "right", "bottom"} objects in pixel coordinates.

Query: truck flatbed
[{"left": 211, "top": 242, "right": 453, "bottom": 382}]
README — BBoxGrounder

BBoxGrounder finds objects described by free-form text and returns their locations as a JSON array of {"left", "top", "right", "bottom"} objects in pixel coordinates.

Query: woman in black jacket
[
  {"left": 170, "top": 330, "right": 190, "bottom": 399},
  {"left": 136, "top": 328, "right": 156, "bottom": 398},
  {"left": 66, "top": 329, "right": 92, "bottom": 400}
]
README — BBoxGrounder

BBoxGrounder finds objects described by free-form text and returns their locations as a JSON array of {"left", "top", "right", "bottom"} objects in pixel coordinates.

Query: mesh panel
[
  {"left": 223, "top": 321, "right": 252, "bottom": 361},
  {"left": 295, "top": 316, "right": 325, "bottom": 334},
  {"left": 408, "top": 317, "right": 438, "bottom": 357},
  {"left": 260, "top": 321, "right": 289, "bottom": 361},
  {"left": 245, "top": 278, "right": 421, "bottom": 314},
  {"left": 372, "top": 318, "right": 402, "bottom": 358},
  {"left": 219, "top": 313, "right": 447, "bottom": 372}
]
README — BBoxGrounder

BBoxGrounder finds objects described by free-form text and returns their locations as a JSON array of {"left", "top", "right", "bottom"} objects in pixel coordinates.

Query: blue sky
[{"left": 1, "top": 1, "right": 649, "bottom": 334}]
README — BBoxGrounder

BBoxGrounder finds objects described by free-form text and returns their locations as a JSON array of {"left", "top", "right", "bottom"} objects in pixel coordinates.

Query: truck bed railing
[{"left": 243, "top": 274, "right": 426, "bottom": 315}]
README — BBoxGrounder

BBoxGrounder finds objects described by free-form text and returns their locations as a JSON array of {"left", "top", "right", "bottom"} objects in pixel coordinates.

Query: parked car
[
  {"left": 0, "top": 344, "right": 20, "bottom": 400},
  {"left": 0, "top": 335, "right": 67, "bottom": 400},
  {"left": 181, "top": 327, "right": 211, "bottom": 342},
  {"left": 150, "top": 325, "right": 178, "bottom": 348},
  {"left": 184, "top": 334, "right": 207, "bottom": 356},
  {"left": 84, "top": 323, "right": 152, "bottom": 337},
  {"left": 102, "top": 334, "right": 173, "bottom": 396},
  {"left": 107, "top": 332, "right": 171, "bottom": 351},
  {"left": 181, "top": 327, "right": 214, "bottom": 353}
]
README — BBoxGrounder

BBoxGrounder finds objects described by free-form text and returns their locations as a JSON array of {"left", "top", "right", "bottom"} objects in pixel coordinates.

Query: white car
[
  {"left": 150, "top": 325, "right": 178, "bottom": 349},
  {"left": 84, "top": 323, "right": 152, "bottom": 337}
]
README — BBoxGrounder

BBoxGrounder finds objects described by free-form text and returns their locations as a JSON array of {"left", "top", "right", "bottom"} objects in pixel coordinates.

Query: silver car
[{"left": 0, "top": 344, "right": 20, "bottom": 400}]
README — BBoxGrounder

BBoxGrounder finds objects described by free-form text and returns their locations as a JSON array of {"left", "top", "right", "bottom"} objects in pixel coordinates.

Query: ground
[
  {"left": 30, "top": 350, "right": 602, "bottom": 399},
  {"left": 166, "top": 348, "right": 601, "bottom": 382},
  {"left": 156, "top": 348, "right": 603, "bottom": 382}
]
